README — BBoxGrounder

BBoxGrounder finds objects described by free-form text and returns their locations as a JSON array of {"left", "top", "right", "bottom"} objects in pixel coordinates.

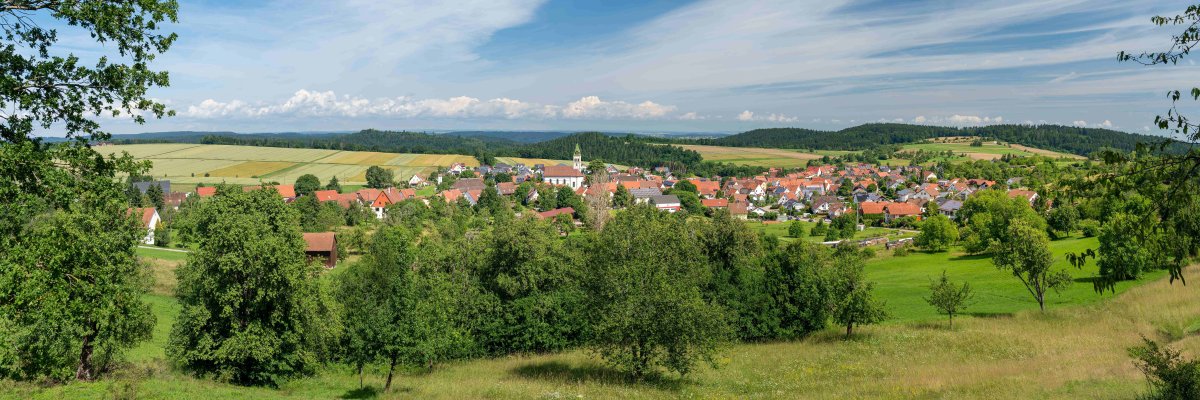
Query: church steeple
[{"left": 573, "top": 143, "right": 583, "bottom": 171}]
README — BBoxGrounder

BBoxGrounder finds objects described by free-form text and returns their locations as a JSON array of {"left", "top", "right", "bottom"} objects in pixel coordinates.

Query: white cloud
[
  {"left": 1073, "top": 120, "right": 1088, "bottom": 127},
  {"left": 1098, "top": 120, "right": 1113, "bottom": 128},
  {"left": 182, "top": 90, "right": 683, "bottom": 121},
  {"left": 1049, "top": 72, "right": 1079, "bottom": 84},
  {"left": 910, "top": 114, "right": 1004, "bottom": 126},
  {"left": 678, "top": 112, "right": 704, "bottom": 120},
  {"left": 735, "top": 110, "right": 798, "bottom": 123}
]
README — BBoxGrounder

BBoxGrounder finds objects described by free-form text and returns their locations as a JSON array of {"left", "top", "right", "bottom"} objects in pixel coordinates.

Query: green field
[
  {"left": 747, "top": 220, "right": 913, "bottom": 244},
  {"left": 8, "top": 247, "right": 1194, "bottom": 399},
  {"left": 103, "top": 144, "right": 479, "bottom": 186}
]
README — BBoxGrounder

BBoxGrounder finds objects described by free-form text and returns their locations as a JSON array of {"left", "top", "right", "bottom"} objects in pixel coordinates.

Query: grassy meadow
[
  {"left": 103, "top": 144, "right": 479, "bottom": 186},
  {"left": 6, "top": 244, "right": 1193, "bottom": 399}
]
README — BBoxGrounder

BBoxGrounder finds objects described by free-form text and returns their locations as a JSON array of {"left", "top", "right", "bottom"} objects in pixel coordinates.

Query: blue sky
[{"left": 73, "top": 0, "right": 1199, "bottom": 135}]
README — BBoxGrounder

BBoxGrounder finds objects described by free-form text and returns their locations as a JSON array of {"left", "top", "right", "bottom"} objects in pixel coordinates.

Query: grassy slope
[
  {"left": 4, "top": 237, "right": 1190, "bottom": 399},
  {"left": 747, "top": 220, "right": 913, "bottom": 244}
]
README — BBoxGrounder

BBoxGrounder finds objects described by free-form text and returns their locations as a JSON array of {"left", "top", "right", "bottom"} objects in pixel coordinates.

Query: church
[{"left": 542, "top": 144, "right": 586, "bottom": 189}]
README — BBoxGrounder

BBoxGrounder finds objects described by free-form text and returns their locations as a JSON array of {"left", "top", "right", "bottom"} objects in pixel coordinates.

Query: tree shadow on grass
[
  {"left": 509, "top": 361, "right": 687, "bottom": 392},
  {"left": 340, "top": 385, "right": 411, "bottom": 399},
  {"left": 949, "top": 253, "right": 991, "bottom": 261},
  {"left": 962, "top": 311, "right": 1013, "bottom": 319}
]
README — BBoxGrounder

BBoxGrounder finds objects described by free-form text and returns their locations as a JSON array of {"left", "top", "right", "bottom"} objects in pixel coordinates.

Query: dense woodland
[{"left": 660, "top": 123, "right": 1193, "bottom": 156}]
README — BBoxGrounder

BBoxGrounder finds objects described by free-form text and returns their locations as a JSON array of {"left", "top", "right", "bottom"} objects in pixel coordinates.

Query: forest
[{"left": 660, "top": 123, "right": 1193, "bottom": 156}]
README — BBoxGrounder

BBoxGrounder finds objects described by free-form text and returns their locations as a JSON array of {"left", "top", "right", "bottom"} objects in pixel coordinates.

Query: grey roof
[
  {"left": 133, "top": 180, "right": 170, "bottom": 194},
  {"left": 649, "top": 194, "right": 680, "bottom": 205},
  {"left": 630, "top": 188, "right": 662, "bottom": 198},
  {"left": 939, "top": 200, "right": 963, "bottom": 211}
]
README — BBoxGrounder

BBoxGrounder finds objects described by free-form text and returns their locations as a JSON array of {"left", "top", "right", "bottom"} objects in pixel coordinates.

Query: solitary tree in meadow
[
  {"left": 991, "top": 220, "right": 1071, "bottom": 311},
  {"left": 925, "top": 271, "right": 974, "bottom": 328}
]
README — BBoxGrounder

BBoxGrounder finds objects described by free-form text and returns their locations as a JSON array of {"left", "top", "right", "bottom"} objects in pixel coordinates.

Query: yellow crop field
[
  {"left": 320, "top": 151, "right": 400, "bottom": 165},
  {"left": 102, "top": 144, "right": 484, "bottom": 186},
  {"left": 205, "top": 161, "right": 296, "bottom": 178}
]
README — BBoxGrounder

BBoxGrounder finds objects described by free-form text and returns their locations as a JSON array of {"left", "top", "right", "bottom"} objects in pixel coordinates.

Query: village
[{"left": 126, "top": 144, "right": 1043, "bottom": 268}]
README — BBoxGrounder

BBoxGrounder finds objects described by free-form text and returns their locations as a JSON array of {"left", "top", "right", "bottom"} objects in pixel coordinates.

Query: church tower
[{"left": 573, "top": 143, "right": 583, "bottom": 171}]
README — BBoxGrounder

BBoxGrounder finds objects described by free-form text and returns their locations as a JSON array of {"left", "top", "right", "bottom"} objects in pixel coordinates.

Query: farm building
[{"left": 302, "top": 232, "right": 338, "bottom": 268}]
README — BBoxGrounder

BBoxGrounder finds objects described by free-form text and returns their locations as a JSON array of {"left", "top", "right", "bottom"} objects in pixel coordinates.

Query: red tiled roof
[
  {"left": 701, "top": 198, "right": 729, "bottom": 208},
  {"left": 496, "top": 182, "right": 517, "bottom": 195},
  {"left": 536, "top": 207, "right": 575, "bottom": 220},
  {"left": 127, "top": 207, "right": 157, "bottom": 228},
  {"left": 440, "top": 189, "right": 463, "bottom": 202},
  {"left": 195, "top": 187, "right": 217, "bottom": 197},
  {"left": 885, "top": 202, "right": 923, "bottom": 216},
  {"left": 859, "top": 201, "right": 887, "bottom": 215},
  {"left": 302, "top": 232, "right": 336, "bottom": 252},
  {"left": 313, "top": 190, "right": 340, "bottom": 202},
  {"left": 244, "top": 184, "right": 296, "bottom": 198},
  {"left": 729, "top": 201, "right": 748, "bottom": 215},
  {"left": 543, "top": 165, "right": 584, "bottom": 178},
  {"left": 1007, "top": 189, "right": 1037, "bottom": 202}
]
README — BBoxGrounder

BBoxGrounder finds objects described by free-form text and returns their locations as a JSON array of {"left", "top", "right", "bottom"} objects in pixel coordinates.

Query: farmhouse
[
  {"left": 302, "top": 232, "right": 338, "bottom": 269},
  {"left": 129, "top": 207, "right": 160, "bottom": 245}
]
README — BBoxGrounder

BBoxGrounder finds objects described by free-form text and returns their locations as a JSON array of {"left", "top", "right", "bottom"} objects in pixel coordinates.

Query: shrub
[
  {"left": 893, "top": 246, "right": 910, "bottom": 257},
  {"left": 1080, "top": 219, "right": 1101, "bottom": 237},
  {"left": 1129, "top": 337, "right": 1200, "bottom": 400}
]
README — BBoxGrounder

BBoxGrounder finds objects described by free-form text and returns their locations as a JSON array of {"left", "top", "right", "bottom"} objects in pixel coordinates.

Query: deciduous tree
[
  {"left": 991, "top": 220, "right": 1071, "bottom": 311},
  {"left": 924, "top": 271, "right": 973, "bottom": 328}
]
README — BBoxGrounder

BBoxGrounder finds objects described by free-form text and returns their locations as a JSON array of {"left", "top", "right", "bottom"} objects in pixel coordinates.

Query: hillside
[{"left": 688, "top": 123, "right": 1189, "bottom": 156}]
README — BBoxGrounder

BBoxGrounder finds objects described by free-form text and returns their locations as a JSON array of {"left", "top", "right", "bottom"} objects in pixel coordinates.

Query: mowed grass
[
  {"left": 494, "top": 156, "right": 574, "bottom": 167},
  {"left": 680, "top": 144, "right": 821, "bottom": 168},
  {"left": 102, "top": 144, "right": 479, "bottom": 186},
  {"left": 747, "top": 220, "right": 914, "bottom": 244},
  {"left": 8, "top": 250, "right": 1196, "bottom": 399}
]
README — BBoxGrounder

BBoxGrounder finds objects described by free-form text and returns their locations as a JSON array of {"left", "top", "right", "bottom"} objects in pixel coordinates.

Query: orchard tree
[
  {"left": 787, "top": 220, "right": 805, "bottom": 238},
  {"left": 0, "top": 0, "right": 177, "bottom": 382},
  {"left": 168, "top": 189, "right": 340, "bottom": 386},
  {"left": 762, "top": 241, "right": 833, "bottom": 338},
  {"left": 925, "top": 271, "right": 973, "bottom": 328},
  {"left": 991, "top": 220, "right": 1071, "bottom": 311},
  {"left": 586, "top": 205, "right": 729, "bottom": 379},
  {"left": 365, "top": 166, "right": 393, "bottom": 189},
  {"left": 294, "top": 174, "right": 321, "bottom": 197},
  {"left": 829, "top": 246, "right": 887, "bottom": 338},
  {"left": 915, "top": 214, "right": 958, "bottom": 252},
  {"left": 612, "top": 183, "right": 633, "bottom": 208}
]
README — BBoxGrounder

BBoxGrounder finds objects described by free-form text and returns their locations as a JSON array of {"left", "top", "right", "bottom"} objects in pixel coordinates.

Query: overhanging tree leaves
[{"left": 1, "top": 0, "right": 176, "bottom": 383}]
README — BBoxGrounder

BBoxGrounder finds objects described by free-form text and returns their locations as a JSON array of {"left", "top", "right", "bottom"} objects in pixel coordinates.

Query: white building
[
  {"left": 543, "top": 165, "right": 584, "bottom": 189},
  {"left": 130, "top": 207, "right": 161, "bottom": 245}
]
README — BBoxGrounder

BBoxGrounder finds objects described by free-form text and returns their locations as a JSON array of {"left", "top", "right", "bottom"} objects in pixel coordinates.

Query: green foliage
[
  {"left": 586, "top": 206, "right": 729, "bottom": 379},
  {"left": 829, "top": 246, "right": 887, "bottom": 338},
  {"left": 959, "top": 189, "right": 1046, "bottom": 254},
  {"left": 1097, "top": 213, "right": 1155, "bottom": 283},
  {"left": 762, "top": 241, "right": 833, "bottom": 339},
  {"left": 365, "top": 166, "right": 393, "bottom": 189},
  {"left": 924, "top": 271, "right": 973, "bottom": 328},
  {"left": 991, "top": 220, "right": 1071, "bottom": 311},
  {"left": 673, "top": 180, "right": 698, "bottom": 194},
  {"left": 475, "top": 217, "right": 586, "bottom": 354},
  {"left": 1129, "top": 337, "right": 1200, "bottom": 400},
  {"left": 810, "top": 219, "right": 828, "bottom": 237},
  {"left": 915, "top": 214, "right": 958, "bottom": 252},
  {"left": 787, "top": 220, "right": 805, "bottom": 238},
  {"left": 0, "top": 0, "right": 176, "bottom": 382},
  {"left": 294, "top": 174, "right": 321, "bottom": 197},
  {"left": 146, "top": 183, "right": 165, "bottom": 211},
  {"left": 168, "top": 189, "right": 339, "bottom": 386},
  {"left": 1046, "top": 205, "right": 1080, "bottom": 237},
  {"left": 612, "top": 184, "right": 632, "bottom": 208},
  {"left": 292, "top": 194, "right": 343, "bottom": 232},
  {"left": 1079, "top": 219, "right": 1101, "bottom": 237},
  {"left": 324, "top": 176, "right": 342, "bottom": 193}
]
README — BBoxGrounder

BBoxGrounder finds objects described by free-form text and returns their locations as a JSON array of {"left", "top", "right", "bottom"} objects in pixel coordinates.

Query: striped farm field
[
  {"left": 102, "top": 144, "right": 481, "bottom": 186},
  {"left": 679, "top": 144, "right": 822, "bottom": 168}
]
